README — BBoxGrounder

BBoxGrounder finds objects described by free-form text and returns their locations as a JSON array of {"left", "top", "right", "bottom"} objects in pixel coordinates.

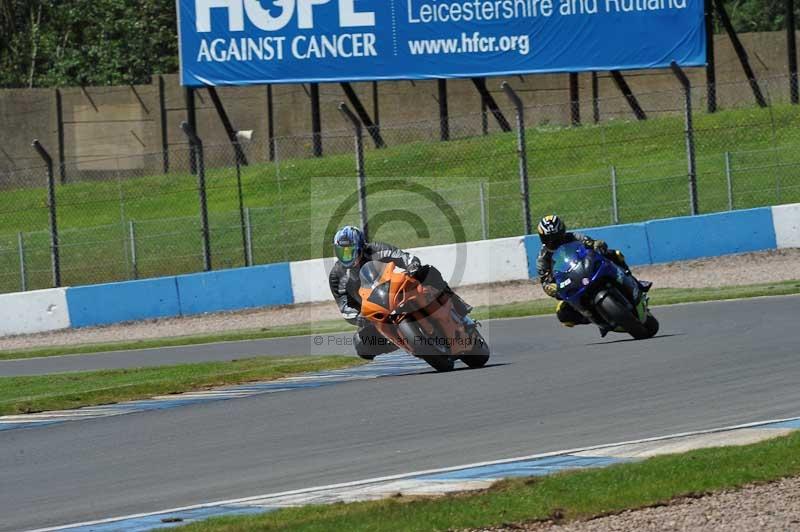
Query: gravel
[
  {"left": 1, "top": 249, "right": 798, "bottom": 352},
  {"left": 468, "top": 476, "right": 800, "bottom": 532}
]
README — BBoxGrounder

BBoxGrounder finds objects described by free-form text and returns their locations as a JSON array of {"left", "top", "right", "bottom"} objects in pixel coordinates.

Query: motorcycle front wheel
[
  {"left": 462, "top": 330, "right": 490, "bottom": 369},
  {"left": 397, "top": 318, "right": 455, "bottom": 372},
  {"left": 597, "top": 290, "right": 650, "bottom": 340}
]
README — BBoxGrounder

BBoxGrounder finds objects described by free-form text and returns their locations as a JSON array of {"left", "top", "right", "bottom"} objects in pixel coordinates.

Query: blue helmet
[{"left": 333, "top": 225, "right": 365, "bottom": 268}]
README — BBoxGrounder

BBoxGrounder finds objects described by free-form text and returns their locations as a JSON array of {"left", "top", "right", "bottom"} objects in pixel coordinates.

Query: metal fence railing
[{"left": 1, "top": 74, "right": 799, "bottom": 294}]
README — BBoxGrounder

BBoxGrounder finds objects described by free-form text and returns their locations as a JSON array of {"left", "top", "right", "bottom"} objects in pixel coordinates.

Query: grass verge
[
  {"left": 0, "top": 355, "right": 364, "bottom": 415},
  {"left": 171, "top": 431, "right": 800, "bottom": 532},
  {"left": 0, "top": 319, "right": 355, "bottom": 361},
  {"left": 2, "top": 279, "right": 798, "bottom": 362}
]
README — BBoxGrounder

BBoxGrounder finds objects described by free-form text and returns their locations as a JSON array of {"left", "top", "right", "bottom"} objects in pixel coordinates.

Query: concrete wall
[
  {"left": 773, "top": 203, "right": 800, "bottom": 248},
  {"left": 67, "top": 277, "right": 182, "bottom": 328},
  {"left": 2, "top": 31, "right": 799, "bottom": 175},
  {"left": 66, "top": 263, "right": 294, "bottom": 327},
  {"left": 291, "top": 236, "right": 529, "bottom": 304},
  {"left": 2, "top": 203, "right": 798, "bottom": 336},
  {"left": 0, "top": 288, "right": 70, "bottom": 336}
]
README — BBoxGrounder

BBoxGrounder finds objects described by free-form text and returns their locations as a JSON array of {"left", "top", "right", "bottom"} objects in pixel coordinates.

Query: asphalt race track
[{"left": 1, "top": 296, "right": 799, "bottom": 531}]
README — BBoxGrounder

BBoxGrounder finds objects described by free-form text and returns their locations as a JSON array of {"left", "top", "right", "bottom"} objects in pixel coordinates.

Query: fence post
[
  {"left": 338, "top": 103, "right": 369, "bottom": 240},
  {"left": 724, "top": 152, "right": 734, "bottom": 210},
  {"left": 18, "top": 232, "right": 27, "bottom": 292},
  {"left": 129, "top": 220, "right": 138, "bottom": 280},
  {"left": 611, "top": 166, "right": 620, "bottom": 225},
  {"left": 501, "top": 82, "right": 533, "bottom": 235},
  {"left": 234, "top": 151, "right": 251, "bottom": 267},
  {"left": 479, "top": 181, "right": 488, "bottom": 240},
  {"left": 244, "top": 207, "right": 254, "bottom": 266},
  {"left": 180, "top": 121, "right": 213, "bottom": 271},
  {"left": 670, "top": 62, "right": 699, "bottom": 216},
  {"left": 32, "top": 139, "right": 61, "bottom": 287}
]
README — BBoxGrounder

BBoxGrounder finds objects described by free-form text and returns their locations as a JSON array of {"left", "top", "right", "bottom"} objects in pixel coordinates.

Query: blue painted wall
[
  {"left": 67, "top": 277, "right": 181, "bottom": 328},
  {"left": 524, "top": 209, "right": 778, "bottom": 280},
  {"left": 176, "top": 263, "right": 294, "bottom": 315},
  {"left": 64, "top": 208, "right": 782, "bottom": 329},
  {"left": 576, "top": 223, "right": 652, "bottom": 266},
  {"left": 646, "top": 208, "right": 776, "bottom": 264}
]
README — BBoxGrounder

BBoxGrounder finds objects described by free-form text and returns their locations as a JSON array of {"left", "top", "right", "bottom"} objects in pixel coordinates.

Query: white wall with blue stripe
[{"left": 2, "top": 204, "right": 798, "bottom": 337}]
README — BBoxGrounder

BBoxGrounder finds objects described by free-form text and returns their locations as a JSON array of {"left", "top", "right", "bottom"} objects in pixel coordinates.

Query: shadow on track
[
  {"left": 388, "top": 362, "right": 511, "bottom": 377},
  {"left": 584, "top": 333, "right": 685, "bottom": 346}
]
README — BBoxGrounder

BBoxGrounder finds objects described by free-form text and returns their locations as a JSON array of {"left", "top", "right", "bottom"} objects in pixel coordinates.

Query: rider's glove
[
  {"left": 407, "top": 258, "right": 422, "bottom": 276},
  {"left": 591, "top": 240, "right": 608, "bottom": 254},
  {"left": 543, "top": 282, "right": 558, "bottom": 298}
]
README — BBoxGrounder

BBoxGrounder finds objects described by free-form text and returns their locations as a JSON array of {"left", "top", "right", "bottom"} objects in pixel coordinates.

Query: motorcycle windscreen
[
  {"left": 552, "top": 241, "right": 594, "bottom": 292},
  {"left": 359, "top": 260, "right": 390, "bottom": 288},
  {"left": 366, "top": 281, "right": 391, "bottom": 310}
]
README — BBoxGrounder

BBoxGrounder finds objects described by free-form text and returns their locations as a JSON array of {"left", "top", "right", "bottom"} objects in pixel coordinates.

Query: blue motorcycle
[{"left": 552, "top": 241, "right": 659, "bottom": 340}]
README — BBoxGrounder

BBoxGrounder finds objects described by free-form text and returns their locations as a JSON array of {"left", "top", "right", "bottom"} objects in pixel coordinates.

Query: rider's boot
[
  {"left": 448, "top": 291, "right": 473, "bottom": 317},
  {"left": 448, "top": 292, "right": 477, "bottom": 332}
]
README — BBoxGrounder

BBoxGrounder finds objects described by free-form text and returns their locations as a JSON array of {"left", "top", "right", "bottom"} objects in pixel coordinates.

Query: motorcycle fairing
[{"left": 552, "top": 241, "right": 645, "bottom": 327}]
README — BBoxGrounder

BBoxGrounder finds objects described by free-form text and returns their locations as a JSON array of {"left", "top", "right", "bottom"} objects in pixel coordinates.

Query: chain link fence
[{"left": 1, "top": 74, "right": 799, "bottom": 294}]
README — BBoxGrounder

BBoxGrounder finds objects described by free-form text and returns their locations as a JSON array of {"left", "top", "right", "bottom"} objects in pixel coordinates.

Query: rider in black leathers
[{"left": 328, "top": 226, "right": 472, "bottom": 359}]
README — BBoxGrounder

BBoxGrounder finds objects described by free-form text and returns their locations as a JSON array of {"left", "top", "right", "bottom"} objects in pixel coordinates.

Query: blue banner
[{"left": 177, "top": 0, "right": 706, "bottom": 86}]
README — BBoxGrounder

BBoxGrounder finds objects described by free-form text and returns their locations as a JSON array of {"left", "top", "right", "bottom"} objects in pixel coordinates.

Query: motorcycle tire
[
  {"left": 643, "top": 312, "right": 659, "bottom": 338},
  {"left": 597, "top": 290, "right": 650, "bottom": 340},
  {"left": 397, "top": 318, "right": 455, "bottom": 372},
  {"left": 462, "top": 330, "right": 490, "bottom": 369}
]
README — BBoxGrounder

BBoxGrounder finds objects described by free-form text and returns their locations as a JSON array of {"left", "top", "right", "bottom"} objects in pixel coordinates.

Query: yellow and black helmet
[{"left": 537, "top": 214, "right": 566, "bottom": 250}]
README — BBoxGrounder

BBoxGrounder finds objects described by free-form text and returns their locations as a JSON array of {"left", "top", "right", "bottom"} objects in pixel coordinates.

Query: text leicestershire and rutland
[{"left": 407, "top": 0, "right": 689, "bottom": 23}]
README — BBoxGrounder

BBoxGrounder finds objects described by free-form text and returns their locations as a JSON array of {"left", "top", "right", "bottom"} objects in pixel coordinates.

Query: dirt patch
[
  {"left": 468, "top": 476, "right": 800, "bottom": 531},
  {"left": 1, "top": 249, "right": 798, "bottom": 352}
]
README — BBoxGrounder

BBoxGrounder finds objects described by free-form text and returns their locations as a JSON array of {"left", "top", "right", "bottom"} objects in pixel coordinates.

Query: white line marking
[{"left": 29, "top": 414, "right": 800, "bottom": 532}]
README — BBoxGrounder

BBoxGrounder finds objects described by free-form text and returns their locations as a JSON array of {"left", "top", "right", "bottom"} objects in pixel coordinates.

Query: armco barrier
[
  {"left": 0, "top": 288, "right": 70, "bottom": 336},
  {"left": 66, "top": 277, "right": 181, "bottom": 328},
  {"left": 773, "top": 204, "right": 800, "bottom": 249},
  {"left": 176, "top": 263, "right": 293, "bottom": 315},
  {"left": 645, "top": 207, "right": 777, "bottom": 264}
]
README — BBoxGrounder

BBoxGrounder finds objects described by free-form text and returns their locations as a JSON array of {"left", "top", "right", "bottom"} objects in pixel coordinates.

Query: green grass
[
  {"left": 0, "top": 320, "right": 354, "bottom": 361},
  {"left": 3, "top": 280, "right": 798, "bottom": 362},
  {"left": 171, "top": 431, "right": 800, "bottom": 532},
  {"left": 1, "top": 102, "right": 799, "bottom": 292},
  {"left": 0, "top": 355, "right": 364, "bottom": 415}
]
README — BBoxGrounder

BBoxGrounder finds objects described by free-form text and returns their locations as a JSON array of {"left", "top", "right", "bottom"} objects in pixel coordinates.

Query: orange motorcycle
[{"left": 358, "top": 260, "right": 490, "bottom": 372}]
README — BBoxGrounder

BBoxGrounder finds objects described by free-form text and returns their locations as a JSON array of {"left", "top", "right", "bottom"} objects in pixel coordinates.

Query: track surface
[{"left": 2, "top": 296, "right": 800, "bottom": 531}]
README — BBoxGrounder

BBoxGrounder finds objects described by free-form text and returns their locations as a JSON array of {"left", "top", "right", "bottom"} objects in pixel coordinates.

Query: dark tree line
[
  {"left": 0, "top": 0, "right": 178, "bottom": 88},
  {"left": 0, "top": 0, "right": 797, "bottom": 88}
]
